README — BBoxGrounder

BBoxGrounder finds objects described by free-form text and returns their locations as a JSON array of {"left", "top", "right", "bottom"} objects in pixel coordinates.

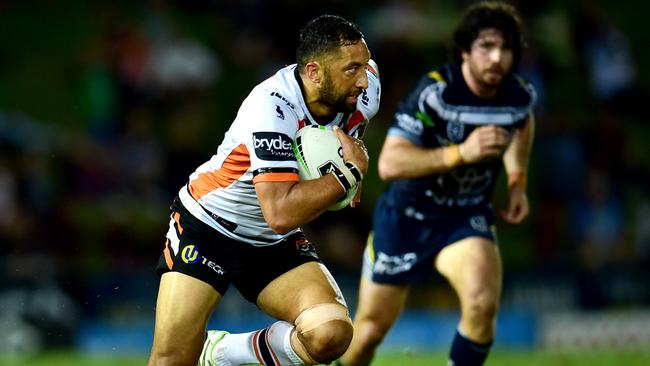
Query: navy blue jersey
[{"left": 382, "top": 63, "right": 536, "bottom": 211}]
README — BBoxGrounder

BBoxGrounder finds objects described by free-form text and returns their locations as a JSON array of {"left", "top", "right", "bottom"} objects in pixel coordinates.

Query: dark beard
[{"left": 320, "top": 71, "right": 357, "bottom": 114}]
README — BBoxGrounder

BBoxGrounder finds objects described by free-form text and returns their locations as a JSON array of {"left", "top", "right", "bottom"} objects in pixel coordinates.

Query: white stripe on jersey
[{"left": 179, "top": 64, "right": 381, "bottom": 246}]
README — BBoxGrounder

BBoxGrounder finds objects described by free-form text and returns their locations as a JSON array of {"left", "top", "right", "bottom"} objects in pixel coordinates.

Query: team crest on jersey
[
  {"left": 446, "top": 120, "right": 465, "bottom": 142},
  {"left": 253, "top": 132, "right": 295, "bottom": 161},
  {"left": 275, "top": 105, "right": 285, "bottom": 120}
]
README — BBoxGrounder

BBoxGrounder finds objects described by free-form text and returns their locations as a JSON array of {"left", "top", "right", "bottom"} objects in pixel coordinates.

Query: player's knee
[
  {"left": 465, "top": 287, "right": 499, "bottom": 323},
  {"left": 355, "top": 317, "right": 392, "bottom": 349},
  {"left": 301, "top": 318, "right": 353, "bottom": 363},
  {"left": 294, "top": 303, "right": 353, "bottom": 364}
]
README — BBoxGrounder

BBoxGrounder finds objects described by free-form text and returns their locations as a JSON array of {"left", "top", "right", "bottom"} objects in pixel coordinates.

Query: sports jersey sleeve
[
  {"left": 386, "top": 74, "right": 437, "bottom": 146},
  {"left": 238, "top": 92, "right": 301, "bottom": 184},
  {"left": 346, "top": 63, "right": 381, "bottom": 139},
  {"left": 363, "top": 63, "right": 381, "bottom": 121}
]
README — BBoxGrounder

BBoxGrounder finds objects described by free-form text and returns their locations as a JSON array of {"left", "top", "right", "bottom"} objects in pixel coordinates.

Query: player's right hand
[
  {"left": 459, "top": 125, "right": 510, "bottom": 164},
  {"left": 334, "top": 126, "right": 369, "bottom": 176}
]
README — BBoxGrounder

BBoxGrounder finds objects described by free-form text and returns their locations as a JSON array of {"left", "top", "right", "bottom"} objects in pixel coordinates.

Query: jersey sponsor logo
[
  {"left": 270, "top": 91, "right": 295, "bottom": 109},
  {"left": 396, "top": 113, "right": 423, "bottom": 136},
  {"left": 253, "top": 132, "right": 295, "bottom": 161},
  {"left": 181, "top": 245, "right": 200, "bottom": 264},
  {"left": 360, "top": 89, "right": 369, "bottom": 106},
  {"left": 373, "top": 251, "right": 417, "bottom": 275},
  {"left": 433, "top": 167, "right": 492, "bottom": 206}
]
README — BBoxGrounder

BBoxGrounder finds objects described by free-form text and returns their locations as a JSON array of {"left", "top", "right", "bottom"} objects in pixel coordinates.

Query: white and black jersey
[{"left": 178, "top": 63, "right": 381, "bottom": 246}]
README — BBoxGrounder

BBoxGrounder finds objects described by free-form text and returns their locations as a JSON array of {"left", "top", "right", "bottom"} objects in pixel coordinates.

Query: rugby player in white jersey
[{"left": 147, "top": 14, "right": 381, "bottom": 366}]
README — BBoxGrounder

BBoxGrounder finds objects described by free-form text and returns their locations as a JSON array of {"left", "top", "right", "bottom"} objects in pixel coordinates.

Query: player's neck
[
  {"left": 299, "top": 74, "right": 336, "bottom": 121},
  {"left": 461, "top": 62, "right": 499, "bottom": 99}
]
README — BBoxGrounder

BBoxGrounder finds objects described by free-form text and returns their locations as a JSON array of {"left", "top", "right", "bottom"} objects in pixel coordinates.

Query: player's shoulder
[
  {"left": 501, "top": 72, "right": 537, "bottom": 107},
  {"left": 235, "top": 67, "right": 303, "bottom": 135},
  {"left": 250, "top": 65, "right": 301, "bottom": 109},
  {"left": 404, "top": 64, "right": 450, "bottom": 98},
  {"left": 246, "top": 66, "right": 302, "bottom": 113}
]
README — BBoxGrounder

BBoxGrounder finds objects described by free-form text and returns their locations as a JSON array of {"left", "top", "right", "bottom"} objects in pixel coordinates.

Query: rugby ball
[{"left": 292, "top": 126, "right": 358, "bottom": 211}]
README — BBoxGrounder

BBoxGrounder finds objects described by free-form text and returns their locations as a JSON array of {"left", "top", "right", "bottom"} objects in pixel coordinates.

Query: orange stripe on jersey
[
  {"left": 189, "top": 144, "right": 251, "bottom": 200},
  {"left": 173, "top": 212, "right": 183, "bottom": 234},
  {"left": 163, "top": 239, "right": 173, "bottom": 270},
  {"left": 253, "top": 172, "right": 299, "bottom": 184}
]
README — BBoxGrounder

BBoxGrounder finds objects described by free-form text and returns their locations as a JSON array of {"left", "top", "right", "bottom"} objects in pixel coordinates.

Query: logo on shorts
[
  {"left": 469, "top": 215, "right": 488, "bottom": 232},
  {"left": 295, "top": 238, "right": 317, "bottom": 257},
  {"left": 181, "top": 245, "right": 200, "bottom": 264},
  {"left": 373, "top": 252, "right": 417, "bottom": 275}
]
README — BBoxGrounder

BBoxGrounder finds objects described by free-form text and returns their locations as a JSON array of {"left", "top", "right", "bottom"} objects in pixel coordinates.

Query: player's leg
[
  {"left": 200, "top": 235, "right": 351, "bottom": 366},
  {"left": 435, "top": 236, "right": 502, "bottom": 366},
  {"left": 148, "top": 272, "right": 221, "bottom": 366},
  {"left": 149, "top": 199, "right": 231, "bottom": 366},
  {"left": 337, "top": 277, "right": 408, "bottom": 366},
  {"left": 257, "top": 261, "right": 353, "bottom": 364},
  {"left": 202, "top": 262, "right": 350, "bottom": 365}
]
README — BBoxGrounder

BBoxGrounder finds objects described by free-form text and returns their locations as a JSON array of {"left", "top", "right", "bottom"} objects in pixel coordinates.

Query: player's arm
[
  {"left": 500, "top": 114, "right": 535, "bottom": 224},
  {"left": 378, "top": 123, "right": 511, "bottom": 181},
  {"left": 378, "top": 135, "right": 460, "bottom": 180},
  {"left": 256, "top": 127, "right": 368, "bottom": 234}
]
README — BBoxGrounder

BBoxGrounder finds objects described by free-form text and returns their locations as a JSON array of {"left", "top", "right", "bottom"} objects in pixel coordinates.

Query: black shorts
[
  {"left": 156, "top": 198, "right": 321, "bottom": 303},
  {"left": 363, "top": 198, "right": 497, "bottom": 284}
]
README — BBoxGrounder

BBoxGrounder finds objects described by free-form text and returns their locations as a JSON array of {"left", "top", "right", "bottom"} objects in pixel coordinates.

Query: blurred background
[{"left": 1, "top": 0, "right": 649, "bottom": 362}]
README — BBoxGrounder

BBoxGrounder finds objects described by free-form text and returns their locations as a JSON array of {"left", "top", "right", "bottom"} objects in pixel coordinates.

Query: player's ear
[
  {"left": 305, "top": 61, "right": 322, "bottom": 84},
  {"left": 461, "top": 50, "right": 470, "bottom": 62}
]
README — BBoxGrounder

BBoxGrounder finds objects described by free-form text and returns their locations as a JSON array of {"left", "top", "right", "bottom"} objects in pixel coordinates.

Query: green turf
[
  {"left": 1, "top": 349, "right": 649, "bottom": 366},
  {"left": 372, "top": 349, "right": 650, "bottom": 366}
]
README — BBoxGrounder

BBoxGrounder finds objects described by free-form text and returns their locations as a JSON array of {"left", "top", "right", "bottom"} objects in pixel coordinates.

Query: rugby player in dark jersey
[{"left": 338, "top": 2, "right": 535, "bottom": 366}]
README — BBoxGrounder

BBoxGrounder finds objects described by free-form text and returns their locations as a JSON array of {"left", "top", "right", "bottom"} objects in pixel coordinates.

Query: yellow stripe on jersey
[{"left": 427, "top": 71, "right": 445, "bottom": 83}]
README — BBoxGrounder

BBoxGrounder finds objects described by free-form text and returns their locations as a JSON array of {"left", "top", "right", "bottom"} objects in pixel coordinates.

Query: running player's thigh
[
  {"left": 151, "top": 272, "right": 221, "bottom": 353},
  {"left": 434, "top": 236, "right": 502, "bottom": 300},
  {"left": 257, "top": 262, "right": 344, "bottom": 321},
  {"left": 354, "top": 276, "right": 408, "bottom": 327}
]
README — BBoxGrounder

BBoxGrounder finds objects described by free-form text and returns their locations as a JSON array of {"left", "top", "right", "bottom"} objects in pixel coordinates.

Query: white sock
[{"left": 212, "top": 321, "right": 305, "bottom": 366}]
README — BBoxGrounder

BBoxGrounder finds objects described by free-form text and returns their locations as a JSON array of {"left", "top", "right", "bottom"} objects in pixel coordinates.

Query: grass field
[{"left": 1, "top": 349, "right": 649, "bottom": 366}]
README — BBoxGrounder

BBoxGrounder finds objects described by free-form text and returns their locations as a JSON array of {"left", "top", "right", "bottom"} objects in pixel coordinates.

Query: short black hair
[
  {"left": 296, "top": 15, "right": 364, "bottom": 71},
  {"left": 450, "top": 1, "right": 525, "bottom": 66}
]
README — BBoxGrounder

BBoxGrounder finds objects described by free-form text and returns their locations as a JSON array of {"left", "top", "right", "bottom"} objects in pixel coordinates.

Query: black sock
[{"left": 448, "top": 330, "right": 492, "bottom": 366}]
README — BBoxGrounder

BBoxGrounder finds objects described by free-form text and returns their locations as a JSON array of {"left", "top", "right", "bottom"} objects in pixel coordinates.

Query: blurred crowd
[{"left": 1, "top": 0, "right": 649, "bottom": 353}]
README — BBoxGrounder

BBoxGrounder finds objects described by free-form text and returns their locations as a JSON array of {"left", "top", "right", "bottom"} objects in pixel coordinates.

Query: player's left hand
[
  {"left": 500, "top": 186, "right": 529, "bottom": 224},
  {"left": 350, "top": 181, "right": 363, "bottom": 208}
]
